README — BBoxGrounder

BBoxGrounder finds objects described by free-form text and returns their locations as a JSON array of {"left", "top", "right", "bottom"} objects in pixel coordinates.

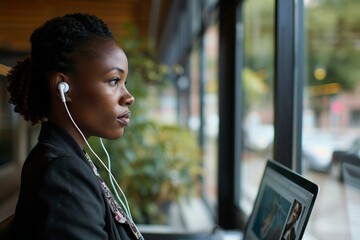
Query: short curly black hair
[{"left": 7, "top": 13, "right": 114, "bottom": 125}]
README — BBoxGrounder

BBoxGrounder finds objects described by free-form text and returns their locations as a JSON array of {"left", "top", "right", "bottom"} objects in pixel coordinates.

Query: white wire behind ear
[{"left": 62, "top": 101, "right": 133, "bottom": 219}]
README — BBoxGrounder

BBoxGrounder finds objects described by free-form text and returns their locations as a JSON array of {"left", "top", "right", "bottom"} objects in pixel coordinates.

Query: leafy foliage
[{"left": 306, "top": 0, "right": 360, "bottom": 90}]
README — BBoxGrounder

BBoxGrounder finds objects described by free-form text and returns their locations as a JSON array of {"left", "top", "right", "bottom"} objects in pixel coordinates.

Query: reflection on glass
[
  {"left": 240, "top": 0, "right": 275, "bottom": 215},
  {"left": 190, "top": 24, "right": 219, "bottom": 213},
  {"left": 303, "top": 0, "right": 360, "bottom": 239}
]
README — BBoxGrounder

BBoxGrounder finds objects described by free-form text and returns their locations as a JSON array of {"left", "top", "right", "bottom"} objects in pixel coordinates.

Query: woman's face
[
  {"left": 67, "top": 38, "right": 134, "bottom": 139},
  {"left": 289, "top": 202, "right": 301, "bottom": 224}
]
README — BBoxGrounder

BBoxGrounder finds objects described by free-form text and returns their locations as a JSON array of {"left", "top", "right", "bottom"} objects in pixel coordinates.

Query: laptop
[
  {"left": 142, "top": 159, "right": 319, "bottom": 240},
  {"left": 237, "top": 159, "right": 319, "bottom": 240}
]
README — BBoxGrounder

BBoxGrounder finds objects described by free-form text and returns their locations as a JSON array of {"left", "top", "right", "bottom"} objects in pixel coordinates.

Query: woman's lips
[{"left": 117, "top": 111, "right": 131, "bottom": 126}]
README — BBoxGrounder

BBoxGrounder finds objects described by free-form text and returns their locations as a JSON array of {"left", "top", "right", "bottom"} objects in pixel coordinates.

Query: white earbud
[{"left": 58, "top": 82, "right": 69, "bottom": 102}]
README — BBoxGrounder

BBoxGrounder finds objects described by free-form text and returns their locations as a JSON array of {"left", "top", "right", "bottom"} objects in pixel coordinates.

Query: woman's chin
[
  {"left": 97, "top": 127, "right": 126, "bottom": 140},
  {"left": 109, "top": 129, "right": 125, "bottom": 139}
]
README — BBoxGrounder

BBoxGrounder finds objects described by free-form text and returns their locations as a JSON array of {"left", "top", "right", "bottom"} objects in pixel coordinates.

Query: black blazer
[{"left": 11, "top": 122, "right": 138, "bottom": 239}]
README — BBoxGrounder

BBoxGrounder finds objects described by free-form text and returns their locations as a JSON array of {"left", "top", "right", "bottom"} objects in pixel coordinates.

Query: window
[
  {"left": 240, "top": 0, "right": 275, "bottom": 216},
  {"left": 303, "top": 0, "right": 360, "bottom": 239}
]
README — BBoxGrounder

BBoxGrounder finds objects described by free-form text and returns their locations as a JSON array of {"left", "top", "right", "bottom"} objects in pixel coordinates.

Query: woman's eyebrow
[{"left": 106, "top": 67, "right": 125, "bottom": 74}]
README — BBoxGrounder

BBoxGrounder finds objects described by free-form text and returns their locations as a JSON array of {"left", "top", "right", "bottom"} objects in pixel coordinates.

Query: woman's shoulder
[
  {"left": 14, "top": 148, "right": 109, "bottom": 239},
  {"left": 24, "top": 139, "right": 89, "bottom": 173},
  {"left": 29, "top": 144, "right": 97, "bottom": 185},
  {"left": 24, "top": 122, "right": 91, "bottom": 175},
  {"left": 21, "top": 136, "right": 100, "bottom": 198}
]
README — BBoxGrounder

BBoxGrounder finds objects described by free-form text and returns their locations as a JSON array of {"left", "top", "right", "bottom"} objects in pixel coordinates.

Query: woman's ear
[{"left": 50, "top": 73, "right": 72, "bottom": 103}]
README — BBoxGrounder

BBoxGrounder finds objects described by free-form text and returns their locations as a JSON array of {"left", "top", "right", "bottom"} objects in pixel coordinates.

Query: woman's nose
[
  {"left": 121, "top": 88, "right": 135, "bottom": 106},
  {"left": 126, "top": 94, "right": 135, "bottom": 106}
]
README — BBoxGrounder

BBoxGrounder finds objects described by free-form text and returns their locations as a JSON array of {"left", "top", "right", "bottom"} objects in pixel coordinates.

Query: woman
[
  {"left": 6, "top": 13, "right": 143, "bottom": 239},
  {"left": 282, "top": 200, "right": 302, "bottom": 240}
]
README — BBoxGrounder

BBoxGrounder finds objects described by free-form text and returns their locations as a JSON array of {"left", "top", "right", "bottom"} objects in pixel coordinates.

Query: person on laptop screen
[
  {"left": 242, "top": 160, "right": 318, "bottom": 240},
  {"left": 281, "top": 200, "right": 303, "bottom": 240}
]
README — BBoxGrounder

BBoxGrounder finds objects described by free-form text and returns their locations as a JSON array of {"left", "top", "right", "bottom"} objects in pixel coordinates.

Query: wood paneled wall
[{"left": 0, "top": 0, "right": 152, "bottom": 52}]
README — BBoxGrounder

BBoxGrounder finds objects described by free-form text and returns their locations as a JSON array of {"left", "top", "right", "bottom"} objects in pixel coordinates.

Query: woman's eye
[{"left": 109, "top": 77, "right": 120, "bottom": 86}]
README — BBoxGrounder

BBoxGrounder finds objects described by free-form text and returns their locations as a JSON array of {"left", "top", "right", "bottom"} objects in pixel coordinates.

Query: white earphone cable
[
  {"left": 63, "top": 101, "right": 132, "bottom": 219},
  {"left": 99, "top": 137, "right": 134, "bottom": 220}
]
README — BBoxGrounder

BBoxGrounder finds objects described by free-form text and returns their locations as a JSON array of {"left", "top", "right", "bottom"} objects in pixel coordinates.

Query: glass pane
[
  {"left": 201, "top": 23, "right": 219, "bottom": 211},
  {"left": 303, "top": 0, "right": 360, "bottom": 239},
  {"left": 240, "top": 0, "right": 275, "bottom": 215}
]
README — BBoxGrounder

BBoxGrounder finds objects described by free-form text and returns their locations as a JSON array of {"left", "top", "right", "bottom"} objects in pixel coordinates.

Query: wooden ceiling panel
[{"left": 0, "top": 0, "right": 153, "bottom": 52}]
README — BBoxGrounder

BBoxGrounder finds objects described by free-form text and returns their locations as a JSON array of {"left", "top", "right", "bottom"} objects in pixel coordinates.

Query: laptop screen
[{"left": 243, "top": 159, "right": 319, "bottom": 240}]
